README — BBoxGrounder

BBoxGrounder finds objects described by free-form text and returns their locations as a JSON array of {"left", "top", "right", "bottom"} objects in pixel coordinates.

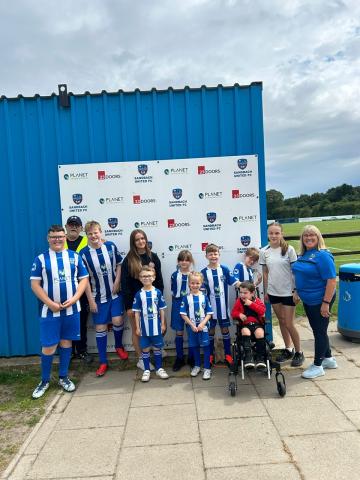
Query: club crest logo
[
  {"left": 108, "top": 218, "right": 118, "bottom": 229},
  {"left": 72, "top": 193, "right": 83, "bottom": 205},
  {"left": 237, "top": 158, "right": 248, "bottom": 170},
  {"left": 241, "top": 235, "right": 251, "bottom": 247},
  {"left": 64, "top": 174, "right": 69, "bottom": 180},
  {"left": 172, "top": 188, "right": 182, "bottom": 200},
  {"left": 206, "top": 212, "right": 217, "bottom": 224},
  {"left": 138, "top": 164, "right": 148, "bottom": 175}
]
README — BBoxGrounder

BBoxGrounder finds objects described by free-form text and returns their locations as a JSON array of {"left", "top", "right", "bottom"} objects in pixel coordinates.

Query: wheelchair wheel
[
  {"left": 229, "top": 381, "right": 236, "bottom": 397},
  {"left": 276, "top": 371, "right": 286, "bottom": 397}
]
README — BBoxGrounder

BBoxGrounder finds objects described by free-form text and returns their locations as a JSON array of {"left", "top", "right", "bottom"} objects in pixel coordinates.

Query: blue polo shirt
[{"left": 291, "top": 249, "right": 336, "bottom": 305}]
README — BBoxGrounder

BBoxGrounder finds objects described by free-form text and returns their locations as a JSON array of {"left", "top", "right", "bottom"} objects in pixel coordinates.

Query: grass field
[
  {"left": 282, "top": 219, "right": 360, "bottom": 273},
  {"left": 281, "top": 218, "right": 359, "bottom": 317}
]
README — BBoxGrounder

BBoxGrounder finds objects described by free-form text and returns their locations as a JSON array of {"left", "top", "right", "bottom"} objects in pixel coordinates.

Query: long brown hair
[
  {"left": 268, "top": 222, "right": 288, "bottom": 256},
  {"left": 127, "top": 229, "right": 153, "bottom": 278}
]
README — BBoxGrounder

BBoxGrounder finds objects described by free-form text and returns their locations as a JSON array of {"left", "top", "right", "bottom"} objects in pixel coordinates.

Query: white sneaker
[
  {"left": 190, "top": 366, "right": 201, "bottom": 377},
  {"left": 322, "top": 357, "right": 338, "bottom": 369},
  {"left": 202, "top": 368, "right": 211, "bottom": 380},
  {"left": 32, "top": 381, "right": 50, "bottom": 399},
  {"left": 137, "top": 359, "right": 155, "bottom": 371},
  {"left": 58, "top": 377, "right": 75, "bottom": 392},
  {"left": 141, "top": 370, "right": 151, "bottom": 382},
  {"left": 156, "top": 368, "right": 169, "bottom": 379},
  {"left": 302, "top": 364, "right": 325, "bottom": 379}
]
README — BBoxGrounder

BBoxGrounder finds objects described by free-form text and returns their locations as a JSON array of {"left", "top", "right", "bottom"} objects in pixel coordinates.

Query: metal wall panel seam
[
  {"left": 118, "top": 92, "right": 128, "bottom": 162},
  {"left": 70, "top": 96, "right": 79, "bottom": 164},
  {"left": 168, "top": 89, "right": 175, "bottom": 158},
  {"left": 86, "top": 95, "right": 95, "bottom": 164},
  {"left": 36, "top": 98, "right": 51, "bottom": 227},
  {"left": 184, "top": 87, "right": 192, "bottom": 157},
  {"left": 217, "top": 86, "right": 225, "bottom": 156},
  {"left": 135, "top": 90, "right": 144, "bottom": 161},
  {"left": 151, "top": 90, "right": 160, "bottom": 159},
  {"left": 102, "top": 93, "right": 111, "bottom": 163},
  {"left": 233, "top": 86, "right": 241, "bottom": 153},
  {"left": 201, "top": 86, "right": 209, "bottom": 156},
  {"left": 53, "top": 96, "right": 62, "bottom": 168}
]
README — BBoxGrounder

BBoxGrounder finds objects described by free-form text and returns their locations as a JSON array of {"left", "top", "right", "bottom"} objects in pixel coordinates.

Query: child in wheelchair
[{"left": 231, "top": 280, "right": 267, "bottom": 370}]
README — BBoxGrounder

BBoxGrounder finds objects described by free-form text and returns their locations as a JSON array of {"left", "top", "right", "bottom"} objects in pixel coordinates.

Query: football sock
[
  {"left": 41, "top": 353, "right": 54, "bottom": 382},
  {"left": 58, "top": 346, "right": 72, "bottom": 378},
  {"left": 112, "top": 324, "right": 124, "bottom": 349},
  {"left": 96, "top": 330, "right": 108, "bottom": 364}
]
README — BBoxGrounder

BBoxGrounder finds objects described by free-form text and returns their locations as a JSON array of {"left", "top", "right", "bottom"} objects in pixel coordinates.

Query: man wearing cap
[{"left": 65, "top": 216, "right": 92, "bottom": 364}]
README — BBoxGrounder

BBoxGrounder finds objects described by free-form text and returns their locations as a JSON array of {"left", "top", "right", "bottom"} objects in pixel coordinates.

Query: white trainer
[
  {"left": 32, "top": 381, "right": 50, "bottom": 399},
  {"left": 141, "top": 370, "right": 151, "bottom": 382},
  {"left": 301, "top": 364, "right": 325, "bottom": 379},
  {"left": 190, "top": 366, "right": 201, "bottom": 377},
  {"left": 156, "top": 368, "right": 169, "bottom": 379},
  {"left": 202, "top": 368, "right": 211, "bottom": 380},
  {"left": 322, "top": 357, "right": 338, "bottom": 369}
]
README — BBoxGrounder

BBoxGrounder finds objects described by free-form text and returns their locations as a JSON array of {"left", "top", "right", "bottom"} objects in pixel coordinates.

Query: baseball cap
[{"left": 66, "top": 216, "right": 82, "bottom": 226}]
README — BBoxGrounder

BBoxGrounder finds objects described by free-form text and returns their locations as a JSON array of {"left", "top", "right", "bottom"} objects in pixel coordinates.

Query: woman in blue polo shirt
[{"left": 292, "top": 225, "right": 337, "bottom": 379}]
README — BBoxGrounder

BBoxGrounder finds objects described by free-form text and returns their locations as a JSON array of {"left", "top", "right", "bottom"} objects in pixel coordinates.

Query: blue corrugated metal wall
[{"left": 0, "top": 83, "right": 267, "bottom": 356}]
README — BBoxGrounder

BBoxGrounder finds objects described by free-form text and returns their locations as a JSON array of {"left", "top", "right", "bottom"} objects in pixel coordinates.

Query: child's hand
[
  {"left": 264, "top": 293, "right": 269, "bottom": 303},
  {"left": 243, "top": 298, "right": 252, "bottom": 306},
  {"left": 293, "top": 292, "right": 300, "bottom": 305},
  {"left": 191, "top": 324, "right": 198, "bottom": 333},
  {"left": 161, "top": 323, "right": 167, "bottom": 334},
  {"left": 89, "top": 299, "right": 98, "bottom": 313},
  {"left": 239, "top": 313, "right": 247, "bottom": 322},
  {"left": 135, "top": 327, "right": 140, "bottom": 336},
  {"left": 197, "top": 322, "right": 205, "bottom": 331}
]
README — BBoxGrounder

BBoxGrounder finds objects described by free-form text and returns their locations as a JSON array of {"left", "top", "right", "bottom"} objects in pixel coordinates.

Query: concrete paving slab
[
  {"left": 296, "top": 323, "right": 314, "bottom": 341},
  {"left": 74, "top": 370, "right": 136, "bottom": 396},
  {"left": 57, "top": 393, "right": 131, "bottom": 429},
  {"left": 316, "top": 377, "right": 360, "bottom": 411},
  {"left": 192, "top": 366, "right": 251, "bottom": 389},
  {"left": 124, "top": 403, "right": 199, "bottom": 447},
  {"left": 345, "top": 410, "right": 360, "bottom": 429},
  {"left": 27, "top": 427, "right": 123, "bottom": 478},
  {"left": 206, "top": 463, "right": 301, "bottom": 480},
  {"left": 25, "top": 413, "right": 62, "bottom": 455},
  {"left": 263, "top": 395, "right": 355, "bottom": 436},
  {"left": 253, "top": 369, "right": 322, "bottom": 398},
  {"left": 48, "top": 478, "right": 113, "bottom": 480},
  {"left": 194, "top": 385, "right": 267, "bottom": 420},
  {"left": 200, "top": 417, "right": 288, "bottom": 468},
  {"left": 116, "top": 443, "right": 205, "bottom": 480},
  {"left": 285, "top": 431, "right": 360, "bottom": 479},
  {"left": 132, "top": 378, "right": 194, "bottom": 407},
  {"left": 5, "top": 454, "right": 36, "bottom": 480}
]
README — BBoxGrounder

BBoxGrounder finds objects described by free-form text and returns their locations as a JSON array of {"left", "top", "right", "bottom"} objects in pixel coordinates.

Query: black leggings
[{"left": 304, "top": 296, "right": 335, "bottom": 366}]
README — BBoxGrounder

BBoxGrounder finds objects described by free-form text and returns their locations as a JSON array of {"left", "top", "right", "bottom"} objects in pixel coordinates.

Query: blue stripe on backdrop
[{"left": 0, "top": 83, "right": 267, "bottom": 356}]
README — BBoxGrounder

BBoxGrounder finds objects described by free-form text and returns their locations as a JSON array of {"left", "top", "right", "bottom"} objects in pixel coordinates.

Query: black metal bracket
[{"left": 58, "top": 84, "right": 70, "bottom": 108}]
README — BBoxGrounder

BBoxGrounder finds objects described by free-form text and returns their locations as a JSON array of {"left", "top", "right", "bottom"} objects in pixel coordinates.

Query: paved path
[{"left": 2, "top": 322, "right": 360, "bottom": 480}]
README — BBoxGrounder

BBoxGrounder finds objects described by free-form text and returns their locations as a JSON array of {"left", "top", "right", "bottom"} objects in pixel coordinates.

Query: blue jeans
[{"left": 303, "top": 295, "right": 335, "bottom": 366}]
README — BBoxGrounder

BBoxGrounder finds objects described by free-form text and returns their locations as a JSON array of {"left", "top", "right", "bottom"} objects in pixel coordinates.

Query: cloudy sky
[{"left": 1, "top": 0, "right": 359, "bottom": 197}]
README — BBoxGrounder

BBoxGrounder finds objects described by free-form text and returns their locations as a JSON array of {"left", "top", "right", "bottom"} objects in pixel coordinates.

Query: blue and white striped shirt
[
  {"left": 180, "top": 292, "right": 213, "bottom": 328},
  {"left": 233, "top": 262, "right": 254, "bottom": 282},
  {"left": 170, "top": 270, "right": 190, "bottom": 298},
  {"left": 79, "top": 241, "right": 122, "bottom": 303},
  {"left": 201, "top": 265, "right": 237, "bottom": 320},
  {"left": 132, "top": 287, "right": 166, "bottom": 337},
  {"left": 30, "top": 249, "right": 89, "bottom": 318}
]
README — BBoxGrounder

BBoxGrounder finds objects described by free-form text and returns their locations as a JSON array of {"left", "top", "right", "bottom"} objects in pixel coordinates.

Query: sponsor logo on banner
[
  {"left": 134, "top": 164, "right": 153, "bottom": 183},
  {"left": 168, "top": 243, "right": 192, "bottom": 252},
  {"left": 105, "top": 218, "right": 124, "bottom": 237},
  {"left": 63, "top": 172, "right": 88, "bottom": 181},
  {"left": 234, "top": 157, "right": 253, "bottom": 178},
  {"left": 198, "top": 165, "right": 221, "bottom": 175},
  {"left": 198, "top": 191, "right": 223, "bottom": 199},
  {"left": 99, "top": 196, "right": 124, "bottom": 205},
  {"left": 167, "top": 219, "right": 191, "bottom": 228},
  {"left": 98, "top": 170, "right": 121, "bottom": 180},
  {"left": 133, "top": 195, "right": 156, "bottom": 205},
  {"left": 134, "top": 220, "right": 159, "bottom": 228},
  {"left": 232, "top": 214, "right": 258, "bottom": 222},
  {"left": 232, "top": 190, "right": 256, "bottom": 199},
  {"left": 201, "top": 243, "right": 224, "bottom": 251},
  {"left": 203, "top": 212, "right": 222, "bottom": 231},
  {"left": 164, "top": 167, "right": 189, "bottom": 175},
  {"left": 241, "top": 235, "right": 251, "bottom": 247},
  {"left": 169, "top": 188, "right": 187, "bottom": 207},
  {"left": 69, "top": 193, "right": 87, "bottom": 213}
]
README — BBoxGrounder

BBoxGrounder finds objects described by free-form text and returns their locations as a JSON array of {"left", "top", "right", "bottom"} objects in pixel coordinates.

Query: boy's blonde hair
[
  {"left": 188, "top": 271, "right": 204, "bottom": 283},
  {"left": 245, "top": 247, "right": 259, "bottom": 261},
  {"left": 85, "top": 220, "right": 102, "bottom": 234},
  {"left": 205, "top": 243, "right": 219, "bottom": 255},
  {"left": 139, "top": 265, "right": 156, "bottom": 276},
  {"left": 299, "top": 225, "right": 327, "bottom": 255}
]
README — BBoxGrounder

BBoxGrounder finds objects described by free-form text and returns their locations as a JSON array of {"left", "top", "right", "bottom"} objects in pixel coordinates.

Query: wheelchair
[{"left": 227, "top": 320, "right": 286, "bottom": 397}]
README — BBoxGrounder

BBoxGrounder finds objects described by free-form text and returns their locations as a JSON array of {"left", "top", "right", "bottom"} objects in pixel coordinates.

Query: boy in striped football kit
[
  {"left": 30, "top": 225, "right": 89, "bottom": 399},
  {"left": 201, "top": 244, "right": 240, "bottom": 365},
  {"left": 80, "top": 221, "right": 127, "bottom": 377},
  {"left": 133, "top": 266, "right": 169, "bottom": 382}
]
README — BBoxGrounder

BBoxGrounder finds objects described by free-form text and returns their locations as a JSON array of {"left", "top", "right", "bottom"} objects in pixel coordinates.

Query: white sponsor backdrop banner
[{"left": 58, "top": 155, "right": 262, "bottom": 352}]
